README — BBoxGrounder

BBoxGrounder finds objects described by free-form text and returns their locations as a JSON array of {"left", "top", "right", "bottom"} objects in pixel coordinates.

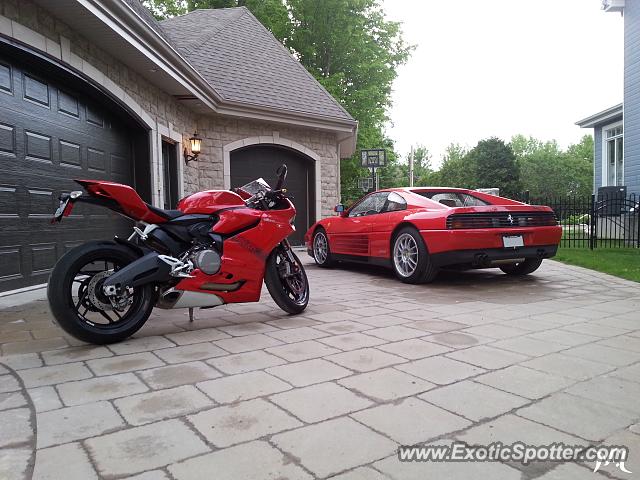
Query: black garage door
[
  {"left": 0, "top": 44, "right": 148, "bottom": 292},
  {"left": 230, "top": 145, "right": 315, "bottom": 245}
]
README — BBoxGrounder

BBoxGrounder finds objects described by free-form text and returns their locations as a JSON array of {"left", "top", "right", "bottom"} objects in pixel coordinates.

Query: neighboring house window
[{"left": 604, "top": 124, "right": 623, "bottom": 186}]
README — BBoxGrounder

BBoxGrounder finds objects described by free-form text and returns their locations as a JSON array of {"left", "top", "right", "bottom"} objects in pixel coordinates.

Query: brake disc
[{"left": 86, "top": 271, "right": 115, "bottom": 311}]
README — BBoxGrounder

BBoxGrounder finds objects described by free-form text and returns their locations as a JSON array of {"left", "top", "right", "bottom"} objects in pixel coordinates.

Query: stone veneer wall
[{"left": 0, "top": 0, "right": 340, "bottom": 217}]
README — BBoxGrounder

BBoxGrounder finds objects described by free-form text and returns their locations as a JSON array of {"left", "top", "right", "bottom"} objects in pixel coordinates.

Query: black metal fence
[{"left": 517, "top": 192, "right": 640, "bottom": 249}]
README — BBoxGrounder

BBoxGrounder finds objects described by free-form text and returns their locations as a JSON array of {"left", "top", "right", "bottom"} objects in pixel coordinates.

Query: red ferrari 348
[{"left": 305, "top": 187, "right": 562, "bottom": 284}]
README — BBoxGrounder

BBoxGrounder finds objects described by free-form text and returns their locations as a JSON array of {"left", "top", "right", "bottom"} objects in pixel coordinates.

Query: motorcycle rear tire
[{"left": 47, "top": 241, "right": 155, "bottom": 344}]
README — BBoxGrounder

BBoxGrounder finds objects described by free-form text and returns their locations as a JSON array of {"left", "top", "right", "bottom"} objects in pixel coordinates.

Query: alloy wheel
[
  {"left": 393, "top": 232, "right": 419, "bottom": 277},
  {"left": 313, "top": 232, "right": 328, "bottom": 264}
]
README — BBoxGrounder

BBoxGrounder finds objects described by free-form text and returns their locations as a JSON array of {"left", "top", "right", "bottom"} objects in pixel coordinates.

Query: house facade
[
  {"left": 0, "top": 0, "right": 357, "bottom": 293},
  {"left": 576, "top": 0, "right": 639, "bottom": 196}
]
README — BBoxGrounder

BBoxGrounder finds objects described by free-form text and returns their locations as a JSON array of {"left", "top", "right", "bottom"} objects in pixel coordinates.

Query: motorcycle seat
[{"left": 146, "top": 203, "right": 184, "bottom": 220}]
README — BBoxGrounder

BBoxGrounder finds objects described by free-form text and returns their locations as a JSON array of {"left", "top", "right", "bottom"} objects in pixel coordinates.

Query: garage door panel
[
  {"left": 0, "top": 244, "right": 22, "bottom": 284},
  {"left": 86, "top": 104, "right": 104, "bottom": 128},
  {"left": 31, "top": 242, "right": 56, "bottom": 275},
  {"left": 22, "top": 73, "right": 50, "bottom": 108},
  {"left": 0, "top": 183, "right": 18, "bottom": 218},
  {"left": 0, "top": 54, "right": 139, "bottom": 292},
  {"left": 59, "top": 139, "right": 82, "bottom": 168},
  {"left": 0, "top": 63, "right": 11, "bottom": 92},
  {"left": 26, "top": 187, "right": 55, "bottom": 218},
  {"left": 57, "top": 90, "right": 80, "bottom": 118},
  {"left": 0, "top": 122, "right": 15, "bottom": 153},
  {"left": 87, "top": 146, "right": 106, "bottom": 172},
  {"left": 24, "top": 129, "right": 53, "bottom": 162}
]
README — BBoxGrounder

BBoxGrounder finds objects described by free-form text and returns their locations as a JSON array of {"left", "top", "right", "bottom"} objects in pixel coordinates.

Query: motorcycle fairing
[{"left": 174, "top": 205, "right": 295, "bottom": 304}]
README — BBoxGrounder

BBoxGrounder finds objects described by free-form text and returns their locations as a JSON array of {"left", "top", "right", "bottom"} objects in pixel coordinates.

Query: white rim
[
  {"left": 393, "top": 233, "right": 418, "bottom": 277},
  {"left": 313, "top": 232, "right": 328, "bottom": 264}
]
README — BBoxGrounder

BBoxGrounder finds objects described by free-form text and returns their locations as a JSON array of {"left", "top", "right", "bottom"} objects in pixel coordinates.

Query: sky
[{"left": 382, "top": 0, "right": 624, "bottom": 167}]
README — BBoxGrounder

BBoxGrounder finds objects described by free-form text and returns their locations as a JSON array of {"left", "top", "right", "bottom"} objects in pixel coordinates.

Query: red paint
[
  {"left": 177, "top": 190, "right": 245, "bottom": 213},
  {"left": 75, "top": 180, "right": 167, "bottom": 224},
  {"left": 175, "top": 201, "right": 295, "bottom": 303},
  {"left": 305, "top": 187, "right": 562, "bottom": 261}
]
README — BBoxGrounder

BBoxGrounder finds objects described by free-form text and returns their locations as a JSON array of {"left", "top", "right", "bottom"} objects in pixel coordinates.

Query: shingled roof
[{"left": 160, "top": 7, "right": 354, "bottom": 122}]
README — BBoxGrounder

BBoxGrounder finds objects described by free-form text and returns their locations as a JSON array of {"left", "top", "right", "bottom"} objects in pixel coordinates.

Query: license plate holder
[
  {"left": 52, "top": 197, "right": 71, "bottom": 223},
  {"left": 503, "top": 235, "right": 524, "bottom": 248}
]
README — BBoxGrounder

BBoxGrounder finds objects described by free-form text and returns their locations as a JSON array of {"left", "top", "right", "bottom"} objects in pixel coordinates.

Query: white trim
[
  {"left": 601, "top": 120, "right": 624, "bottom": 188},
  {"left": 223, "top": 135, "right": 322, "bottom": 221}
]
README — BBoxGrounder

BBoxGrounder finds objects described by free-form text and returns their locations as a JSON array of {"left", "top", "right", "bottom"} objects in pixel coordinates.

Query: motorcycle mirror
[{"left": 275, "top": 164, "right": 288, "bottom": 190}]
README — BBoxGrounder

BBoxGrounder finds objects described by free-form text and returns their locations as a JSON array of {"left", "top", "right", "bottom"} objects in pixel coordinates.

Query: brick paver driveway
[{"left": 1, "top": 257, "right": 639, "bottom": 479}]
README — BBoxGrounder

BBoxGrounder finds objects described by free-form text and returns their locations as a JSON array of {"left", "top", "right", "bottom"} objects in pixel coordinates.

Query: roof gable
[{"left": 160, "top": 7, "right": 353, "bottom": 121}]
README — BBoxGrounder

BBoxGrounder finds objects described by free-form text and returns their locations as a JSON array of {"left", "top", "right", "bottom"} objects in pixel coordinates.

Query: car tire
[
  {"left": 391, "top": 227, "right": 438, "bottom": 284},
  {"left": 499, "top": 258, "right": 543, "bottom": 276},
  {"left": 312, "top": 228, "right": 335, "bottom": 268}
]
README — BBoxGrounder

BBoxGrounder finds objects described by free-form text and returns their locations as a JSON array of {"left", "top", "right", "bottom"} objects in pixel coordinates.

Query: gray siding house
[{"left": 577, "top": 0, "right": 640, "bottom": 195}]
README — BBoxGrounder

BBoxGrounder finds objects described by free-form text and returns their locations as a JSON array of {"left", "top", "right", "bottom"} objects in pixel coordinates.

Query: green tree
[
  {"left": 511, "top": 134, "right": 593, "bottom": 198},
  {"left": 466, "top": 138, "right": 521, "bottom": 198},
  {"left": 143, "top": 0, "right": 187, "bottom": 19},
  {"left": 410, "top": 145, "right": 433, "bottom": 186},
  {"left": 143, "top": 0, "right": 292, "bottom": 43},
  {"left": 431, "top": 143, "right": 474, "bottom": 188}
]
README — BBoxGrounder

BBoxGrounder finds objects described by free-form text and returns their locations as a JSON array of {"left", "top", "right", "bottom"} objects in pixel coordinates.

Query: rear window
[{"left": 413, "top": 191, "right": 490, "bottom": 207}]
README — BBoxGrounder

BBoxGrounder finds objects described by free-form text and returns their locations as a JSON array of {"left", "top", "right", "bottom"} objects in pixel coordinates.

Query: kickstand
[{"left": 188, "top": 307, "right": 195, "bottom": 323}]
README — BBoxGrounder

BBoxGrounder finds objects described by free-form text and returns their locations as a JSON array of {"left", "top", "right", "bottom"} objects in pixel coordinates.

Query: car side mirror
[{"left": 334, "top": 204, "right": 347, "bottom": 216}]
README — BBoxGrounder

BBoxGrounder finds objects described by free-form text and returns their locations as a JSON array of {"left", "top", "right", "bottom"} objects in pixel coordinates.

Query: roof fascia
[
  {"left": 79, "top": 0, "right": 222, "bottom": 108},
  {"left": 575, "top": 103, "right": 623, "bottom": 128}
]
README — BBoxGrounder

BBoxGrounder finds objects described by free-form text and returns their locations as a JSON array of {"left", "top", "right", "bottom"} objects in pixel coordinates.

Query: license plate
[
  {"left": 52, "top": 197, "right": 71, "bottom": 223},
  {"left": 503, "top": 235, "right": 524, "bottom": 248}
]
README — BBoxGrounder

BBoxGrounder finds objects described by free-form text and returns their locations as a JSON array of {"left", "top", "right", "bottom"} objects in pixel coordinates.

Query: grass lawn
[{"left": 554, "top": 247, "right": 640, "bottom": 283}]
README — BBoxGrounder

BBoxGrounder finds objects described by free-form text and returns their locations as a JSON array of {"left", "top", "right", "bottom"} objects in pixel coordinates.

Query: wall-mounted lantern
[{"left": 184, "top": 132, "right": 202, "bottom": 165}]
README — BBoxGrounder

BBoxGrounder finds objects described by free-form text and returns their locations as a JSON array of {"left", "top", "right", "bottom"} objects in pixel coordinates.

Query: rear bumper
[
  {"left": 430, "top": 244, "right": 558, "bottom": 268},
  {"left": 420, "top": 226, "right": 562, "bottom": 253}
]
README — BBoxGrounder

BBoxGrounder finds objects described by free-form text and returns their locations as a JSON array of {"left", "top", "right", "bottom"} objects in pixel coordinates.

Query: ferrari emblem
[{"left": 507, "top": 214, "right": 514, "bottom": 225}]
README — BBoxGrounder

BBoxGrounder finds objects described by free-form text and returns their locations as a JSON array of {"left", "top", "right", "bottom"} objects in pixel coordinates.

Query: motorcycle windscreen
[{"left": 237, "top": 178, "right": 271, "bottom": 196}]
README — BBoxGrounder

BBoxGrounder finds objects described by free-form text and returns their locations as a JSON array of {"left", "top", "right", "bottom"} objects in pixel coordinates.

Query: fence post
[
  {"left": 636, "top": 193, "right": 640, "bottom": 249},
  {"left": 590, "top": 194, "right": 596, "bottom": 250}
]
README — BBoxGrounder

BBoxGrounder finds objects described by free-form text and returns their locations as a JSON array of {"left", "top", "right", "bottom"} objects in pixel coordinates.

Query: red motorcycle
[{"left": 47, "top": 165, "right": 309, "bottom": 344}]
